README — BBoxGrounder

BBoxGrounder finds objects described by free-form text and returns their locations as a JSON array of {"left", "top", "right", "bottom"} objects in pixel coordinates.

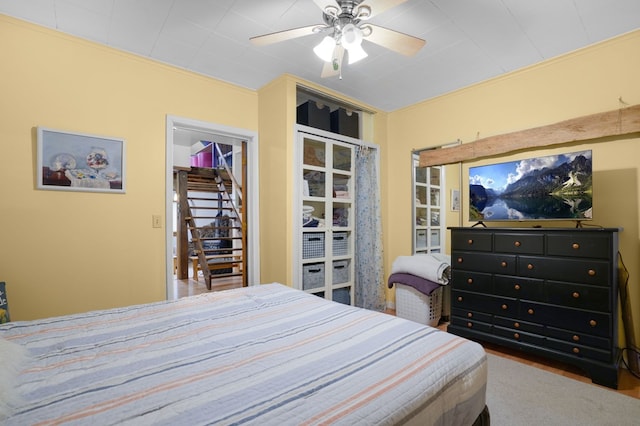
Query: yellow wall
[
  {"left": 387, "top": 30, "right": 640, "bottom": 345},
  {"left": 257, "top": 76, "right": 296, "bottom": 285},
  {"left": 3, "top": 12, "right": 640, "bottom": 350},
  {"left": 0, "top": 16, "right": 258, "bottom": 319}
]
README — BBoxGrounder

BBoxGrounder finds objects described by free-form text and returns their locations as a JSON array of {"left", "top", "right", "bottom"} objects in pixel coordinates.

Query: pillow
[{"left": 0, "top": 336, "right": 28, "bottom": 420}]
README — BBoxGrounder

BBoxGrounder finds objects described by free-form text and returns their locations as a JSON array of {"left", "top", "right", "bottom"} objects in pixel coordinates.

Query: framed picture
[
  {"left": 37, "top": 127, "right": 126, "bottom": 193},
  {"left": 451, "top": 189, "right": 460, "bottom": 211}
]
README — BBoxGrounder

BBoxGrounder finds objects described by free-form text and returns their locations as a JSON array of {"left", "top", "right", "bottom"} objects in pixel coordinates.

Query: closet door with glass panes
[
  {"left": 413, "top": 154, "right": 445, "bottom": 254},
  {"left": 297, "top": 130, "right": 355, "bottom": 305}
]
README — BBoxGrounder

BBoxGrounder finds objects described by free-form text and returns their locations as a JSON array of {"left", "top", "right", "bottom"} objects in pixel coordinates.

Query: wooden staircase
[{"left": 175, "top": 144, "right": 247, "bottom": 290}]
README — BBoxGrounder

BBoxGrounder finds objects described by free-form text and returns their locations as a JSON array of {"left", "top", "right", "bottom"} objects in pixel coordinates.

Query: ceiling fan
[{"left": 250, "top": 0, "right": 426, "bottom": 78}]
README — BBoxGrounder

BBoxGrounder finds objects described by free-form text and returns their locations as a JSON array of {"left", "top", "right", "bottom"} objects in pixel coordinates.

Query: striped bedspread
[{"left": 1, "top": 283, "right": 487, "bottom": 425}]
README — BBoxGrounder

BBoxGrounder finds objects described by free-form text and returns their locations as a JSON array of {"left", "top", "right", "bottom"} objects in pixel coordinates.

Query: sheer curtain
[{"left": 354, "top": 146, "right": 385, "bottom": 311}]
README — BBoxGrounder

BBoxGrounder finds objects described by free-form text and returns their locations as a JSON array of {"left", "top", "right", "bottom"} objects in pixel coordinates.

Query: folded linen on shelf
[
  {"left": 390, "top": 253, "right": 451, "bottom": 284},
  {"left": 387, "top": 272, "right": 441, "bottom": 295}
]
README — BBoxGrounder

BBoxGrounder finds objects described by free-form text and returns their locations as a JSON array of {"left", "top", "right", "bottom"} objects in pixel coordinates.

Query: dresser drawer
[
  {"left": 545, "top": 337, "right": 612, "bottom": 362},
  {"left": 546, "top": 233, "right": 611, "bottom": 259},
  {"left": 546, "top": 281, "right": 610, "bottom": 311},
  {"left": 519, "top": 301, "right": 611, "bottom": 337},
  {"left": 451, "top": 270, "right": 493, "bottom": 293},
  {"left": 454, "top": 252, "right": 517, "bottom": 275},
  {"left": 452, "top": 290, "right": 518, "bottom": 316},
  {"left": 451, "top": 231, "right": 492, "bottom": 252},
  {"left": 452, "top": 307, "right": 493, "bottom": 324},
  {"left": 545, "top": 325, "right": 610, "bottom": 350},
  {"left": 494, "top": 315, "right": 545, "bottom": 335},
  {"left": 494, "top": 326, "right": 546, "bottom": 346},
  {"left": 450, "top": 316, "right": 492, "bottom": 333},
  {"left": 494, "top": 233, "right": 544, "bottom": 255},
  {"left": 494, "top": 275, "right": 544, "bottom": 300},
  {"left": 517, "top": 256, "right": 610, "bottom": 286}
]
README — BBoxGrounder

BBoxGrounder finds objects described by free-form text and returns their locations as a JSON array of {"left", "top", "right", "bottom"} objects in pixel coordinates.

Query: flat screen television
[{"left": 469, "top": 150, "right": 592, "bottom": 222}]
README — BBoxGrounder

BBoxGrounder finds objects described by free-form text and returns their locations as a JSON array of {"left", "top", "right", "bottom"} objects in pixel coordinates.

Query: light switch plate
[{"left": 152, "top": 215, "right": 162, "bottom": 228}]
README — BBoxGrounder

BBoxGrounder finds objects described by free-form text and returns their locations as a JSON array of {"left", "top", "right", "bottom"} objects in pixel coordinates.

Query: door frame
[{"left": 165, "top": 115, "right": 260, "bottom": 299}]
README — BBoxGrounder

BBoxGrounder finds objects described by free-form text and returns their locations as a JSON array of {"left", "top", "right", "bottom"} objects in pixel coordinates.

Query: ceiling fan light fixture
[
  {"left": 341, "top": 23, "right": 362, "bottom": 49},
  {"left": 347, "top": 43, "right": 368, "bottom": 64},
  {"left": 250, "top": 0, "right": 423, "bottom": 78},
  {"left": 340, "top": 23, "right": 367, "bottom": 65},
  {"left": 313, "top": 36, "right": 336, "bottom": 62}
]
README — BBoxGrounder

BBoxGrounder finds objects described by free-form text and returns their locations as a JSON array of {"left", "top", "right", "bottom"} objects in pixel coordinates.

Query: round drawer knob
[
  {"left": 514, "top": 322, "right": 520, "bottom": 328},
  {"left": 457, "top": 296, "right": 463, "bottom": 302},
  {"left": 467, "top": 322, "right": 473, "bottom": 328},
  {"left": 572, "top": 335, "right": 580, "bottom": 342},
  {"left": 514, "top": 333, "right": 520, "bottom": 339},
  {"left": 457, "top": 257, "right": 463, "bottom": 263},
  {"left": 514, "top": 284, "right": 521, "bottom": 291},
  {"left": 572, "top": 292, "right": 580, "bottom": 299},
  {"left": 467, "top": 312, "right": 473, "bottom": 318},
  {"left": 501, "top": 261, "right": 507, "bottom": 268},
  {"left": 527, "top": 263, "right": 534, "bottom": 270},
  {"left": 573, "top": 347, "right": 580, "bottom": 354},
  {"left": 501, "top": 304, "right": 508, "bottom": 310},
  {"left": 467, "top": 239, "right": 474, "bottom": 245},
  {"left": 467, "top": 278, "right": 473, "bottom": 284},
  {"left": 588, "top": 269, "right": 596, "bottom": 276},
  {"left": 527, "top": 308, "right": 535, "bottom": 315},
  {"left": 589, "top": 319, "right": 597, "bottom": 327},
  {"left": 572, "top": 243, "right": 580, "bottom": 250},
  {"left": 514, "top": 241, "right": 521, "bottom": 247}
]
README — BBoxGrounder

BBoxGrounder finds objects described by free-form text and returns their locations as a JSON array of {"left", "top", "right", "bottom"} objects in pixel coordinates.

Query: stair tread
[{"left": 178, "top": 164, "right": 245, "bottom": 290}]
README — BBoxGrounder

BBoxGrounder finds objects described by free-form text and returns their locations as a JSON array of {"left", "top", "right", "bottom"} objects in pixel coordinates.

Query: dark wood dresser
[{"left": 448, "top": 227, "right": 620, "bottom": 389}]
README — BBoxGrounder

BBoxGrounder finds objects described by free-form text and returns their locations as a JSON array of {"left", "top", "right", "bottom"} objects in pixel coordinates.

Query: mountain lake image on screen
[{"left": 468, "top": 150, "right": 593, "bottom": 221}]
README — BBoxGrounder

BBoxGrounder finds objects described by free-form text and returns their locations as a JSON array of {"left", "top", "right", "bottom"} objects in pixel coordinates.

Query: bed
[{"left": 0, "top": 283, "right": 488, "bottom": 425}]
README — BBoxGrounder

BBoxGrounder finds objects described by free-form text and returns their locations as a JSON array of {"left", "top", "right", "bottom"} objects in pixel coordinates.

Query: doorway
[{"left": 165, "top": 116, "right": 260, "bottom": 299}]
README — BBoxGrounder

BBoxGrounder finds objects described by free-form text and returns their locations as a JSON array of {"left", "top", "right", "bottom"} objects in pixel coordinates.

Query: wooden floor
[
  {"left": 172, "top": 275, "right": 243, "bottom": 298},
  {"left": 173, "top": 276, "right": 640, "bottom": 400}
]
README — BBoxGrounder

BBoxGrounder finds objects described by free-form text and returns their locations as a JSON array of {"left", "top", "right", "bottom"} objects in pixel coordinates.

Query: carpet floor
[{"left": 486, "top": 353, "right": 640, "bottom": 425}]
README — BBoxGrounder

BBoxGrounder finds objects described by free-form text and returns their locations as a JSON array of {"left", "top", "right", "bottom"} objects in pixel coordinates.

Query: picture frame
[
  {"left": 451, "top": 188, "right": 460, "bottom": 211},
  {"left": 37, "top": 127, "right": 126, "bottom": 193}
]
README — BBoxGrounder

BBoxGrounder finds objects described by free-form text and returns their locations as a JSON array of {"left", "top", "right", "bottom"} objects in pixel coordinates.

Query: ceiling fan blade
[
  {"left": 359, "top": 0, "right": 409, "bottom": 19},
  {"left": 250, "top": 25, "right": 323, "bottom": 46},
  {"left": 321, "top": 45, "right": 345, "bottom": 78},
  {"left": 311, "top": 0, "right": 339, "bottom": 13},
  {"left": 364, "top": 24, "right": 425, "bottom": 56}
]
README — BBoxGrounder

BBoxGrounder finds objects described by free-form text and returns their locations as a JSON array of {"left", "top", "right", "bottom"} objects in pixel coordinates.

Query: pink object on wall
[{"left": 200, "top": 151, "right": 212, "bottom": 168}]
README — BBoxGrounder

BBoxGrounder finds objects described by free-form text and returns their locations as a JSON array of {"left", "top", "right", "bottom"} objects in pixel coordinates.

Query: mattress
[{"left": 0, "top": 283, "right": 487, "bottom": 425}]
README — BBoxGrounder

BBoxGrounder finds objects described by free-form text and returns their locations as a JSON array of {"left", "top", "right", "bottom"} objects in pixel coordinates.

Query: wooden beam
[{"left": 420, "top": 104, "right": 640, "bottom": 167}]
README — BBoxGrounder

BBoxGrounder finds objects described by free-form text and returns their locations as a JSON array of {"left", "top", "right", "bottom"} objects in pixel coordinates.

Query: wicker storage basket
[{"left": 395, "top": 284, "right": 443, "bottom": 327}]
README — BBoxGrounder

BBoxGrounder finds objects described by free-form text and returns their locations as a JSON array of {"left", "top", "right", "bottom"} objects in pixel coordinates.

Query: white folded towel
[{"left": 391, "top": 254, "right": 451, "bottom": 284}]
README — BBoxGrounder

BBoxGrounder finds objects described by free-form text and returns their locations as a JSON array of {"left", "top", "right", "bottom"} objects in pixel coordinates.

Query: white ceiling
[{"left": 1, "top": 0, "right": 639, "bottom": 112}]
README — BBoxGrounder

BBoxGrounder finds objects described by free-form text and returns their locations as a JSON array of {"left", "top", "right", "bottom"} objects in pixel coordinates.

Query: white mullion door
[
  {"left": 296, "top": 127, "right": 355, "bottom": 305},
  {"left": 412, "top": 154, "right": 445, "bottom": 254}
]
